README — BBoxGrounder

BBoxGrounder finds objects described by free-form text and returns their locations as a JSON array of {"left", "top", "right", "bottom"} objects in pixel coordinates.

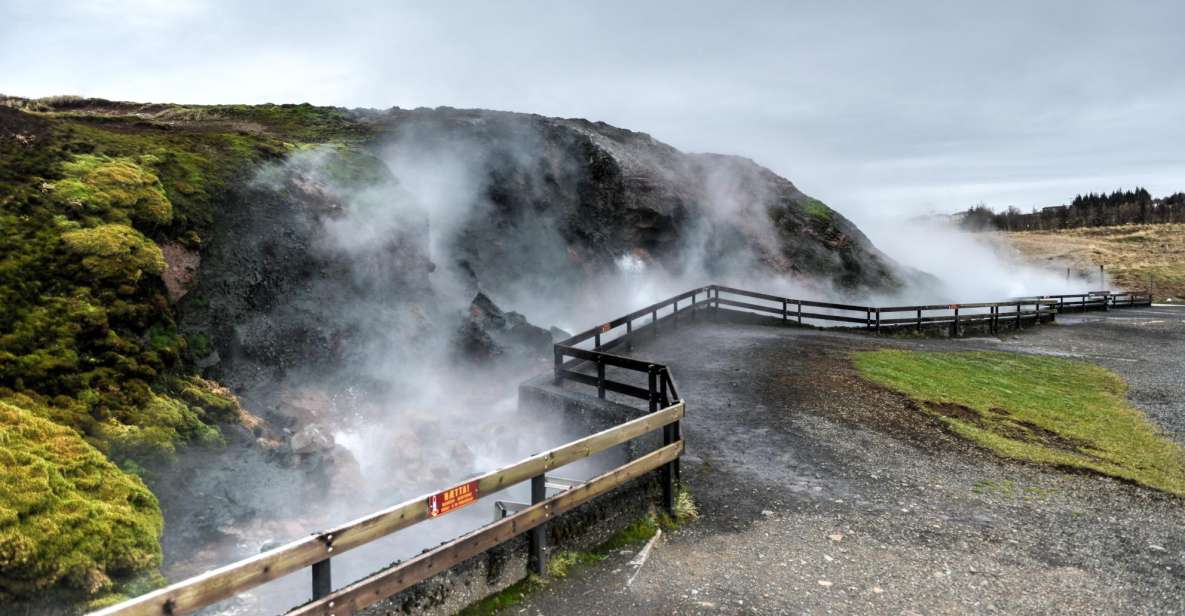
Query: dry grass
[{"left": 996, "top": 223, "right": 1185, "bottom": 302}]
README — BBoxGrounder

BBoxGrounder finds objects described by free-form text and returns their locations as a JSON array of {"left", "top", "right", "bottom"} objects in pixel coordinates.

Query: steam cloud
[{"left": 178, "top": 116, "right": 1109, "bottom": 614}]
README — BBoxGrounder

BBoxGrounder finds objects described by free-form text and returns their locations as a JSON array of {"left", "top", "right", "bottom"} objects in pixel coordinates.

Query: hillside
[
  {"left": 0, "top": 96, "right": 903, "bottom": 608},
  {"left": 994, "top": 224, "right": 1185, "bottom": 302}
]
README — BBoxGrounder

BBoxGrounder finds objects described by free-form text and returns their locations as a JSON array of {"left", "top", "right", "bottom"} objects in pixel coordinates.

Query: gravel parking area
[{"left": 513, "top": 307, "right": 1185, "bottom": 615}]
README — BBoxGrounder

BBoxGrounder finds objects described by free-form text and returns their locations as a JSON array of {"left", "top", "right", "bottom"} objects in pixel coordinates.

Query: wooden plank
[
  {"left": 713, "top": 298, "right": 871, "bottom": 324},
  {"left": 287, "top": 441, "right": 684, "bottom": 616},
  {"left": 713, "top": 297, "right": 784, "bottom": 315},
  {"left": 712, "top": 285, "right": 871, "bottom": 311},
  {"left": 556, "top": 369, "right": 651, "bottom": 401},
  {"left": 796, "top": 311, "right": 869, "bottom": 324},
  {"left": 91, "top": 403, "right": 683, "bottom": 616},
  {"left": 555, "top": 345, "right": 654, "bottom": 372}
]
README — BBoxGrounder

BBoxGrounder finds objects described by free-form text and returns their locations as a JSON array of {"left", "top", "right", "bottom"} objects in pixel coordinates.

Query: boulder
[
  {"left": 290, "top": 423, "right": 335, "bottom": 455},
  {"left": 454, "top": 292, "right": 552, "bottom": 361}
]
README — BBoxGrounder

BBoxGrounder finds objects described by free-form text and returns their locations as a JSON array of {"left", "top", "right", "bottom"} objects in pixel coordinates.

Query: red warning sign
[{"left": 427, "top": 480, "right": 479, "bottom": 517}]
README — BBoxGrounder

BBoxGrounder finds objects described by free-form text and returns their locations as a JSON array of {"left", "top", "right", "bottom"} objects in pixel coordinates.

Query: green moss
[
  {"left": 456, "top": 575, "right": 545, "bottom": 616},
  {"left": 203, "top": 103, "right": 371, "bottom": 142},
  {"left": 545, "top": 550, "right": 605, "bottom": 578},
  {"left": 61, "top": 224, "right": 165, "bottom": 282},
  {"left": 854, "top": 349, "right": 1185, "bottom": 496},
  {"left": 802, "top": 197, "right": 835, "bottom": 224},
  {"left": 0, "top": 102, "right": 364, "bottom": 605},
  {"left": 51, "top": 154, "right": 172, "bottom": 227},
  {"left": 0, "top": 399, "right": 162, "bottom": 600},
  {"left": 598, "top": 515, "right": 659, "bottom": 552}
]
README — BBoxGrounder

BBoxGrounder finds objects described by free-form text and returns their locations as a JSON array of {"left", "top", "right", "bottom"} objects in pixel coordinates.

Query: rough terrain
[{"left": 515, "top": 307, "right": 1185, "bottom": 615}]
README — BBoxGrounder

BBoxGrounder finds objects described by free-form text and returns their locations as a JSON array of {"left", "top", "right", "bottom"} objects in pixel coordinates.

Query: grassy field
[
  {"left": 996, "top": 223, "right": 1185, "bottom": 302},
  {"left": 854, "top": 349, "right": 1185, "bottom": 497}
]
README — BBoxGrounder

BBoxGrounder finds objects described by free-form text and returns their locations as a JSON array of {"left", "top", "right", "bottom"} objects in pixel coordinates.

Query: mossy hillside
[
  {"left": 0, "top": 101, "right": 371, "bottom": 601},
  {"left": 854, "top": 349, "right": 1185, "bottom": 496},
  {"left": 0, "top": 399, "right": 163, "bottom": 600}
]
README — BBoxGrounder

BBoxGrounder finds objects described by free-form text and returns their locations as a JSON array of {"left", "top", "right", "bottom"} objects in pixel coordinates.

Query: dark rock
[{"left": 454, "top": 292, "right": 552, "bottom": 361}]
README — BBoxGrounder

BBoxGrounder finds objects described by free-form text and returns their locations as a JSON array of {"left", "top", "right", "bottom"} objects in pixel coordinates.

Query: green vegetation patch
[
  {"left": 854, "top": 349, "right": 1185, "bottom": 496},
  {"left": 61, "top": 224, "right": 166, "bottom": 283},
  {"left": 52, "top": 154, "right": 172, "bottom": 227},
  {"left": 0, "top": 399, "right": 163, "bottom": 600},
  {"left": 802, "top": 197, "right": 835, "bottom": 223}
]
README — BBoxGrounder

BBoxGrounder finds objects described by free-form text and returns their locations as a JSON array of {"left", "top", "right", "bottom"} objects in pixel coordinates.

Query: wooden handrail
[
  {"left": 287, "top": 441, "right": 684, "bottom": 616},
  {"left": 90, "top": 403, "right": 685, "bottom": 616}
]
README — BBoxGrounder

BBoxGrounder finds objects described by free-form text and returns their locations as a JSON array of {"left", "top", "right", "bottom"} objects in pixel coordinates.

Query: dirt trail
[{"left": 513, "top": 308, "right": 1185, "bottom": 615}]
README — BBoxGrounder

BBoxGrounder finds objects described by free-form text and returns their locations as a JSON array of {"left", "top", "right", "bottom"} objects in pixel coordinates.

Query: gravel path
[{"left": 513, "top": 307, "right": 1185, "bottom": 615}]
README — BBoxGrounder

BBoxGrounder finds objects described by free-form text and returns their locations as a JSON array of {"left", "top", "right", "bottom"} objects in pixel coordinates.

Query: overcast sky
[{"left": 3, "top": 0, "right": 1184, "bottom": 227}]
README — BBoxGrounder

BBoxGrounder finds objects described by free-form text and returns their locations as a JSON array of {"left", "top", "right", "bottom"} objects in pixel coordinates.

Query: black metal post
[
  {"left": 654, "top": 367, "right": 675, "bottom": 517},
  {"left": 652, "top": 308, "right": 658, "bottom": 337},
  {"left": 1016, "top": 303, "right": 1022, "bottom": 328},
  {"left": 594, "top": 332, "right": 601, "bottom": 350},
  {"left": 951, "top": 306, "right": 959, "bottom": 337},
  {"left": 529, "top": 474, "right": 547, "bottom": 575},
  {"left": 797, "top": 301, "right": 803, "bottom": 324},
  {"left": 626, "top": 319, "right": 633, "bottom": 351},
  {"left": 691, "top": 292, "right": 697, "bottom": 320},
  {"left": 648, "top": 366, "right": 658, "bottom": 413},
  {"left": 596, "top": 358, "right": 606, "bottom": 399},
  {"left": 782, "top": 299, "right": 787, "bottom": 321},
  {"left": 916, "top": 308, "right": 922, "bottom": 332},
  {"left": 553, "top": 347, "right": 563, "bottom": 385},
  {"left": 312, "top": 558, "right": 331, "bottom": 600},
  {"left": 875, "top": 308, "right": 881, "bottom": 334}
]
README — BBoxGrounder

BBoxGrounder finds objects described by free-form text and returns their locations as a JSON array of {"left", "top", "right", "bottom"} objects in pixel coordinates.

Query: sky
[{"left": 3, "top": 0, "right": 1184, "bottom": 228}]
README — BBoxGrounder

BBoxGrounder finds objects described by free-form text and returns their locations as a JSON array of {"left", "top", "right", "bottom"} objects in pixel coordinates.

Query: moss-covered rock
[
  {"left": 0, "top": 398, "right": 163, "bottom": 600},
  {"left": 51, "top": 155, "right": 173, "bottom": 227},
  {"left": 61, "top": 223, "right": 166, "bottom": 283}
]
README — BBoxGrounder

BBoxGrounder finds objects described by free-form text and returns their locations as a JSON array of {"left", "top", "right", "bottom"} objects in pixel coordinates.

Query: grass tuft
[{"left": 854, "top": 349, "right": 1185, "bottom": 497}]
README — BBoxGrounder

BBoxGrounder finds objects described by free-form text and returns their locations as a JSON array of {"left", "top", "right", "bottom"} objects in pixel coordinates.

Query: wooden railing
[
  {"left": 91, "top": 404, "right": 684, "bottom": 616},
  {"left": 1024, "top": 291, "right": 1154, "bottom": 312}
]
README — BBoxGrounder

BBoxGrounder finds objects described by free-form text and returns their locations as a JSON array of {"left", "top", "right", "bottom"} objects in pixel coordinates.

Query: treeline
[{"left": 958, "top": 188, "right": 1185, "bottom": 231}]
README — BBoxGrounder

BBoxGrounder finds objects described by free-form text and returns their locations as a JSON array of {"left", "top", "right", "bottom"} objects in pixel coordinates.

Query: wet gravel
[{"left": 514, "top": 307, "right": 1185, "bottom": 615}]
